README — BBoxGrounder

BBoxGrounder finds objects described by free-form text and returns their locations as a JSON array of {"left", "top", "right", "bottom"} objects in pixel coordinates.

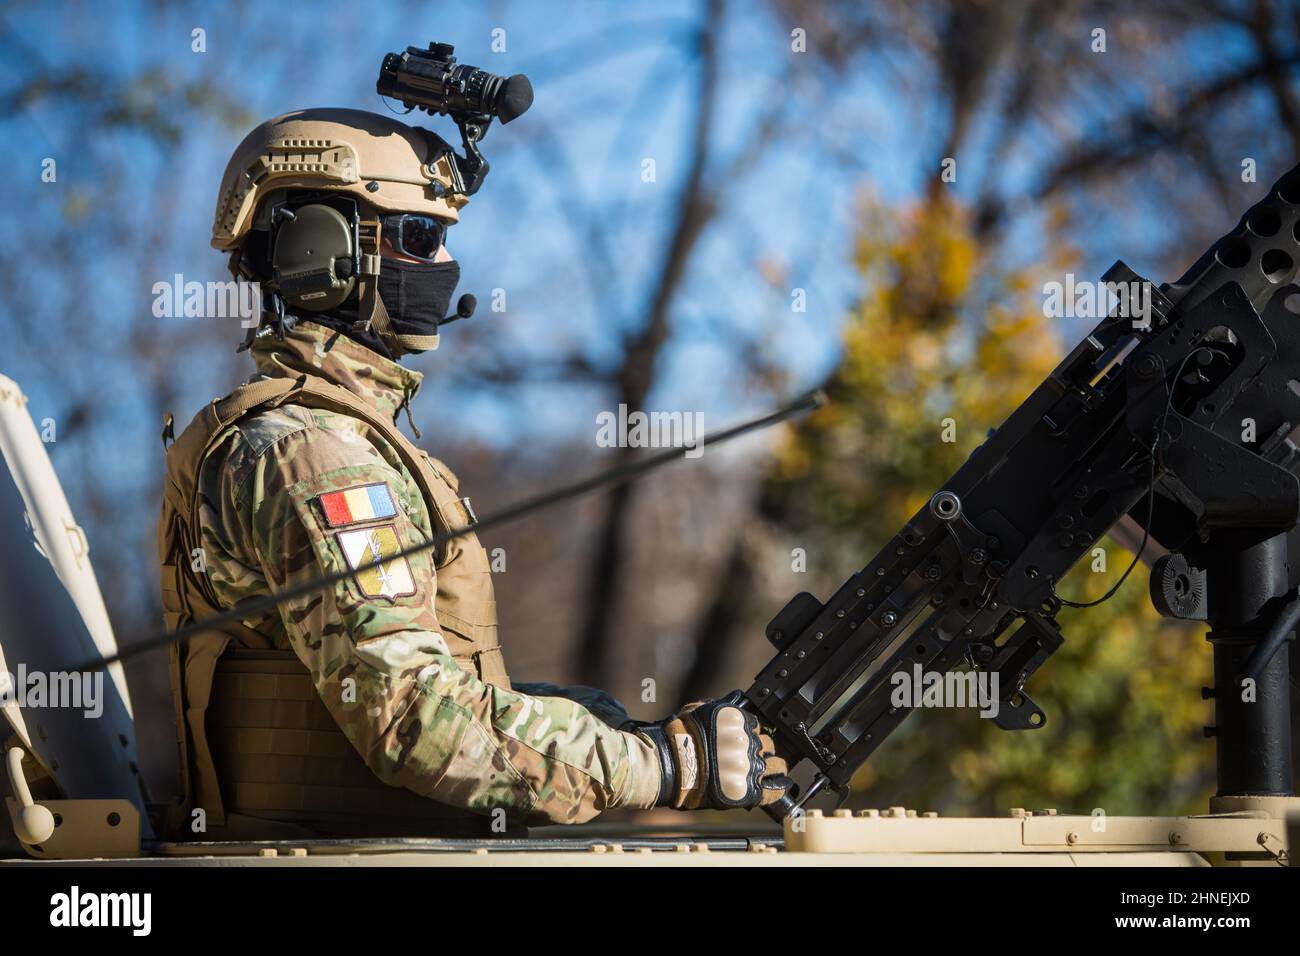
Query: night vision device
[{"left": 377, "top": 42, "right": 533, "bottom": 196}]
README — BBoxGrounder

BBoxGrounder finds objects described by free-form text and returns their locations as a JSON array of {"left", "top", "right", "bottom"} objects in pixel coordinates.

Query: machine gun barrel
[{"left": 748, "top": 163, "right": 1300, "bottom": 818}]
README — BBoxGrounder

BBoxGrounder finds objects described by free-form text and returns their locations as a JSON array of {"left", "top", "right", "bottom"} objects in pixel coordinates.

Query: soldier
[{"left": 157, "top": 108, "right": 789, "bottom": 839}]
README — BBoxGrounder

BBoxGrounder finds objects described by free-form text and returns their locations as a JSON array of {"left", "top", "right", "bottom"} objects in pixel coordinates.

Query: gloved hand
[{"left": 629, "top": 691, "right": 791, "bottom": 810}]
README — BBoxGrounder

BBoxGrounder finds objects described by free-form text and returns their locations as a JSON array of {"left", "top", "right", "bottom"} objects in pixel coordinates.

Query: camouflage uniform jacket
[{"left": 192, "top": 320, "right": 660, "bottom": 824}]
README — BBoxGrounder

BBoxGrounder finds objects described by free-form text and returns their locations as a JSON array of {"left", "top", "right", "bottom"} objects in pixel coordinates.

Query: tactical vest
[{"left": 158, "top": 374, "right": 510, "bottom": 839}]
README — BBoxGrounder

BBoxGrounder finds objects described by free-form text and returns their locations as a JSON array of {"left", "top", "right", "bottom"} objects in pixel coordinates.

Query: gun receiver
[{"left": 747, "top": 164, "right": 1300, "bottom": 819}]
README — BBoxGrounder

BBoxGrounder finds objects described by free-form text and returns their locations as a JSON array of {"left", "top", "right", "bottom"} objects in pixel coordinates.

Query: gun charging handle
[{"left": 762, "top": 772, "right": 833, "bottom": 822}]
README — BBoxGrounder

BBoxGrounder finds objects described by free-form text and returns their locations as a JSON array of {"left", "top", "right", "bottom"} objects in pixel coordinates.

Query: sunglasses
[{"left": 379, "top": 213, "right": 450, "bottom": 261}]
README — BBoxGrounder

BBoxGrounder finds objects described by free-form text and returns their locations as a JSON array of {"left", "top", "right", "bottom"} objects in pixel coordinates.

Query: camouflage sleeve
[
  {"left": 510, "top": 682, "right": 633, "bottom": 728},
  {"left": 208, "top": 421, "right": 661, "bottom": 824}
]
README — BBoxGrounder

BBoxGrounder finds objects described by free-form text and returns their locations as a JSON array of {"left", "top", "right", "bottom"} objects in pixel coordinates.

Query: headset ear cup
[{"left": 270, "top": 203, "right": 358, "bottom": 311}]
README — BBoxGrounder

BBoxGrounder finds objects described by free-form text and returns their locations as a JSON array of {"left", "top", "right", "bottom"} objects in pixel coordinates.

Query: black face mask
[{"left": 377, "top": 258, "right": 460, "bottom": 351}]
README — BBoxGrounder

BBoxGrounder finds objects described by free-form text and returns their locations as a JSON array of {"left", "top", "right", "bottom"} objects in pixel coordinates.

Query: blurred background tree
[{"left": 1, "top": 0, "right": 1297, "bottom": 814}]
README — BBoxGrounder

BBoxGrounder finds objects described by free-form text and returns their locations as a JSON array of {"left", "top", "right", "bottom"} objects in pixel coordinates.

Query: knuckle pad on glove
[{"left": 712, "top": 706, "right": 755, "bottom": 804}]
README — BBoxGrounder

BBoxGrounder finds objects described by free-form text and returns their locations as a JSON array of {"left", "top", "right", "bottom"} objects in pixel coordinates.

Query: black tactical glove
[{"left": 629, "top": 691, "right": 791, "bottom": 810}]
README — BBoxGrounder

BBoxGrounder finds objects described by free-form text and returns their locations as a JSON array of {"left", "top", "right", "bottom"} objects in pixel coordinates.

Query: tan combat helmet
[
  {"left": 212, "top": 108, "right": 466, "bottom": 353},
  {"left": 211, "top": 107, "right": 466, "bottom": 252}
]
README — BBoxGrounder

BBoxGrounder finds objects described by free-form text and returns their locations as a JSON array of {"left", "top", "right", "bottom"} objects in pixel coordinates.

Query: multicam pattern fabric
[{"left": 191, "top": 321, "right": 660, "bottom": 824}]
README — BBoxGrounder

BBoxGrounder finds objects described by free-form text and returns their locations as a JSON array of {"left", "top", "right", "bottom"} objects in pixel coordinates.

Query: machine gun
[{"left": 747, "top": 163, "right": 1300, "bottom": 821}]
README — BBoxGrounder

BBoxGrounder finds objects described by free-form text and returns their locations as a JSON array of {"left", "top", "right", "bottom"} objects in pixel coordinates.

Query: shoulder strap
[
  {"left": 173, "top": 375, "right": 456, "bottom": 571},
  {"left": 160, "top": 378, "right": 305, "bottom": 617},
  {"left": 236, "top": 376, "right": 453, "bottom": 519},
  {"left": 164, "top": 373, "right": 461, "bottom": 618}
]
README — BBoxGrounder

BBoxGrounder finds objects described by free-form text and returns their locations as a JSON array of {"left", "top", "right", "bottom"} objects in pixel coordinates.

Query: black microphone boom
[{"left": 440, "top": 293, "right": 477, "bottom": 327}]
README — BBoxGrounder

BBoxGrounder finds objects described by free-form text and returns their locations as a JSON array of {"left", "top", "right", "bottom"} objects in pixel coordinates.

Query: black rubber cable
[{"left": 1053, "top": 350, "right": 1198, "bottom": 609}]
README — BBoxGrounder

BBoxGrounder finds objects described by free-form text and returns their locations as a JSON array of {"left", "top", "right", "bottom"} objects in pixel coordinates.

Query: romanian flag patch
[
  {"left": 336, "top": 524, "right": 417, "bottom": 599},
  {"left": 317, "top": 483, "right": 398, "bottom": 528}
]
